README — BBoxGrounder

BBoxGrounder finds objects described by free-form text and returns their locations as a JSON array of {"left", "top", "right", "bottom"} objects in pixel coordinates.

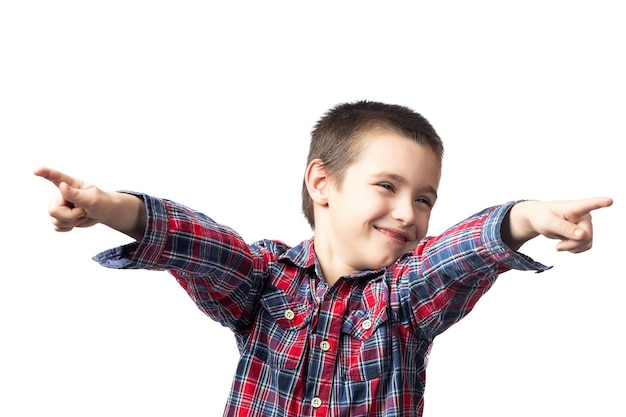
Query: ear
[{"left": 305, "top": 159, "right": 331, "bottom": 206}]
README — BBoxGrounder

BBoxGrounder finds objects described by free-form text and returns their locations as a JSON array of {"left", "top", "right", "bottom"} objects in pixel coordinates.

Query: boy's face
[{"left": 322, "top": 130, "right": 441, "bottom": 275}]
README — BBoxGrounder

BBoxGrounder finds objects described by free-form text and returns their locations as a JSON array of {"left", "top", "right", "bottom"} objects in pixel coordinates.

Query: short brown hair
[{"left": 301, "top": 100, "right": 444, "bottom": 229}]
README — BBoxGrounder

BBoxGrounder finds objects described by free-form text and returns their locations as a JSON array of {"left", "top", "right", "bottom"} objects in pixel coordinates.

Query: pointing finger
[
  {"left": 33, "top": 167, "right": 84, "bottom": 189},
  {"left": 569, "top": 197, "right": 613, "bottom": 216}
]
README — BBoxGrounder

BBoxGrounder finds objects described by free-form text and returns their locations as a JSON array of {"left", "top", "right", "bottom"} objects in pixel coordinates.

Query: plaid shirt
[{"left": 94, "top": 194, "right": 549, "bottom": 416}]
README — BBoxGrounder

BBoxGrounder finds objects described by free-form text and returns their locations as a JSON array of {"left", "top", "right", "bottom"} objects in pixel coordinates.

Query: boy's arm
[
  {"left": 501, "top": 197, "right": 613, "bottom": 253},
  {"left": 36, "top": 167, "right": 267, "bottom": 332},
  {"left": 34, "top": 167, "right": 147, "bottom": 241},
  {"left": 406, "top": 197, "right": 612, "bottom": 340}
]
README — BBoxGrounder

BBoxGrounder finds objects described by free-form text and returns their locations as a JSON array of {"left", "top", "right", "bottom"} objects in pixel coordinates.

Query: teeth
[{"left": 377, "top": 227, "right": 407, "bottom": 242}]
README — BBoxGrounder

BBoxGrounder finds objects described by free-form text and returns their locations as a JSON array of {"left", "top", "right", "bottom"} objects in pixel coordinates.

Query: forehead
[
  {"left": 356, "top": 125, "right": 438, "bottom": 153},
  {"left": 357, "top": 128, "right": 440, "bottom": 162},
  {"left": 352, "top": 129, "right": 442, "bottom": 182}
]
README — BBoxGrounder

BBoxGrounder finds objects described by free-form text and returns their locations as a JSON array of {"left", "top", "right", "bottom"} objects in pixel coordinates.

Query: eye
[
  {"left": 415, "top": 197, "right": 434, "bottom": 207},
  {"left": 378, "top": 183, "right": 395, "bottom": 192}
]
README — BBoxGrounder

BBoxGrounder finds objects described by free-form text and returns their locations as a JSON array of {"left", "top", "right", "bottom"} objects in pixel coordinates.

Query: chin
[{"left": 367, "top": 256, "right": 398, "bottom": 271}]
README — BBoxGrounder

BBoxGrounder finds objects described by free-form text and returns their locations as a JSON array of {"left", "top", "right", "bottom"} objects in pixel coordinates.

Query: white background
[{"left": 1, "top": 1, "right": 624, "bottom": 416}]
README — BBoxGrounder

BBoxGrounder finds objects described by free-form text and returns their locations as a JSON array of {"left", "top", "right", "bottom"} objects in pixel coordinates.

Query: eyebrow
[{"left": 373, "top": 172, "right": 439, "bottom": 199}]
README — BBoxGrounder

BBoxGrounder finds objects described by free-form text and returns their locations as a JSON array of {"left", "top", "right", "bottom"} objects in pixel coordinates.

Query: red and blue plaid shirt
[{"left": 94, "top": 194, "right": 548, "bottom": 416}]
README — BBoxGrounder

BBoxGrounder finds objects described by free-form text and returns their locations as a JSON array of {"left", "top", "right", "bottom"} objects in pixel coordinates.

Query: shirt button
[
  {"left": 320, "top": 341, "right": 330, "bottom": 351},
  {"left": 284, "top": 309, "right": 295, "bottom": 320},
  {"left": 361, "top": 319, "right": 372, "bottom": 330},
  {"left": 311, "top": 397, "right": 322, "bottom": 408}
]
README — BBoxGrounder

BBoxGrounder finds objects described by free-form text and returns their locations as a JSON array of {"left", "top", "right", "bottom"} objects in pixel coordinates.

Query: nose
[{"left": 391, "top": 197, "right": 415, "bottom": 226}]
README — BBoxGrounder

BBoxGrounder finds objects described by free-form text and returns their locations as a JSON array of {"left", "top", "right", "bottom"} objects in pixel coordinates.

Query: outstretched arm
[
  {"left": 34, "top": 167, "right": 147, "bottom": 241},
  {"left": 501, "top": 197, "right": 613, "bottom": 253}
]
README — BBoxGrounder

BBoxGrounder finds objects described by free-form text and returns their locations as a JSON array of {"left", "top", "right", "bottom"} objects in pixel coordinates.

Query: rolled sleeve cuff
[
  {"left": 92, "top": 192, "right": 170, "bottom": 270},
  {"left": 482, "top": 201, "right": 552, "bottom": 273}
]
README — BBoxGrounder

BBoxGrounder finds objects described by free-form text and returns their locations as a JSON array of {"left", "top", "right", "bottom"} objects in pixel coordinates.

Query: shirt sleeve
[
  {"left": 401, "top": 201, "right": 551, "bottom": 340},
  {"left": 92, "top": 192, "right": 268, "bottom": 333}
]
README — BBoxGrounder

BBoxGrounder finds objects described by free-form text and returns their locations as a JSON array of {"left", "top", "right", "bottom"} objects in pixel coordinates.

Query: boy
[{"left": 35, "top": 101, "right": 612, "bottom": 416}]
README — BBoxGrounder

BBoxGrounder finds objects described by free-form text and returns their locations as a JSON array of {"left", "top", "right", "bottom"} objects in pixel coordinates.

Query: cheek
[
  {"left": 416, "top": 213, "right": 432, "bottom": 240},
  {"left": 343, "top": 189, "right": 387, "bottom": 217},
  {"left": 359, "top": 198, "right": 389, "bottom": 220}
]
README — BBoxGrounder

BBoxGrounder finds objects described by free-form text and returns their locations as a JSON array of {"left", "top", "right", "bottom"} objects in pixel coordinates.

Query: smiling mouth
[{"left": 375, "top": 227, "right": 411, "bottom": 244}]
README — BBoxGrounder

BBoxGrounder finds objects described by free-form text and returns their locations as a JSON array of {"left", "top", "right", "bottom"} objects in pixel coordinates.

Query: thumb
[
  {"left": 546, "top": 215, "right": 585, "bottom": 241},
  {"left": 548, "top": 212, "right": 594, "bottom": 253},
  {"left": 58, "top": 181, "right": 83, "bottom": 209}
]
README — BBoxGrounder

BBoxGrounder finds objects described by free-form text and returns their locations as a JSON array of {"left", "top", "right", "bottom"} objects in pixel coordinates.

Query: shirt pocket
[
  {"left": 255, "top": 285, "right": 313, "bottom": 370},
  {"left": 339, "top": 306, "right": 390, "bottom": 381}
]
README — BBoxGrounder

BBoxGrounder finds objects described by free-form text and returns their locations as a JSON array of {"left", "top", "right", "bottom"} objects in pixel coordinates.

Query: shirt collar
[
  {"left": 279, "top": 238, "right": 386, "bottom": 281},
  {"left": 279, "top": 238, "right": 316, "bottom": 269}
]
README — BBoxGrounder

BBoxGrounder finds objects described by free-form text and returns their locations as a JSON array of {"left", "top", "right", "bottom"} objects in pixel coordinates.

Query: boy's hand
[
  {"left": 34, "top": 167, "right": 147, "bottom": 240},
  {"left": 34, "top": 167, "right": 112, "bottom": 232},
  {"left": 503, "top": 197, "right": 613, "bottom": 253}
]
